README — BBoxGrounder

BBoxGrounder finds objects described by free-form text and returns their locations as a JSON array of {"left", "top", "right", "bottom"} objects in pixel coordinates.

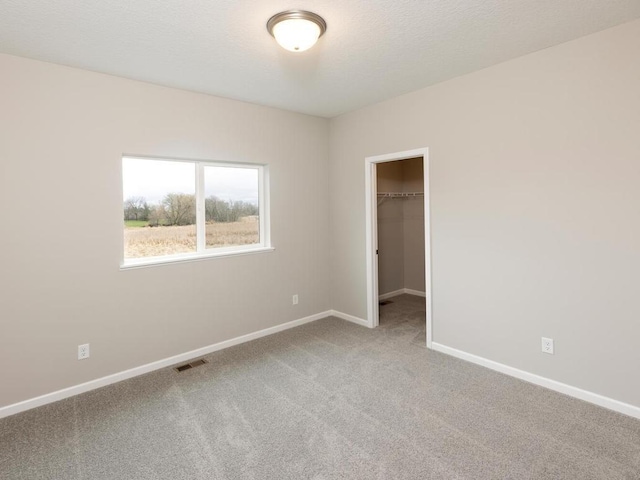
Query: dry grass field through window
[{"left": 124, "top": 217, "right": 259, "bottom": 259}]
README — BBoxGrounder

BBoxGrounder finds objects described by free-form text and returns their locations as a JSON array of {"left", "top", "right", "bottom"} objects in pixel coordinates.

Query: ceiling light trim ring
[{"left": 267, "top": 10, "right": 327, "bottom": 39}]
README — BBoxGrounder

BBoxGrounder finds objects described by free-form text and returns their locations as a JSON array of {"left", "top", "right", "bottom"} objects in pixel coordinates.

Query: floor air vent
[
  {"left": 174, "top": 358, "right": 208, "bottom": 372},
  {"left": 379, "top": 300, "right": 394, "bottom": 306}
]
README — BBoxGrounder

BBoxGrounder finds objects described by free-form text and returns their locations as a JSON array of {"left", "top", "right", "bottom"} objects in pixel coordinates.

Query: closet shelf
[
  {"left": 376, "top": 192, "right": 424, "bottom": 198},
  {"left": 377, "top": 191, "right": 424, "bottom": 206}
]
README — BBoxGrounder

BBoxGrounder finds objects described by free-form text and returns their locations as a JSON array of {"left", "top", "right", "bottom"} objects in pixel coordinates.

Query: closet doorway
[{"left": 365, "top": 148, "right": 432, "bottom": 348}]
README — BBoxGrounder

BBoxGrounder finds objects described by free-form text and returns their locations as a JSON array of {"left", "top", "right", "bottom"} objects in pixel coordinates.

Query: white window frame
[{"left": 121, "top": 156, "right": 272, "bottom": 269}]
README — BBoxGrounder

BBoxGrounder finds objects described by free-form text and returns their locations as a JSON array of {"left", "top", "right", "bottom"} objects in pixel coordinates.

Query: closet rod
[{"left": 376, "top": 192, "right": 424, "bottom": 198}]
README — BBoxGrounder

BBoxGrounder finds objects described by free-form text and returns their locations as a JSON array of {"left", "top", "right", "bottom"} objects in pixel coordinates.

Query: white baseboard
[
  {"left": 8, "top": 313, "right": 634, "bottom": 421},
  {"left": 404, "top": 288, "right": 426, "bottom": 298},
  {"left": 378, "top": 289, "right": 405, "bottom": 300},
  {"left": 330, "top": 310, "right": 372, "bottom": 328},
  {"left": 0, "top": 311, "right": 332, "bottom": 420},
  {"left": 431, "top": 342, "right": 640, "bottom": 420},
  {"left": 379, "top": 288, "right": 426, "bottom": 300}
]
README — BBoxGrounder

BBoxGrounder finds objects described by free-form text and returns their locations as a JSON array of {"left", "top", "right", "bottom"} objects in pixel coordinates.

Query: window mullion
[{"left": 196, "top": 163, "right": 205, "bottom": 253}]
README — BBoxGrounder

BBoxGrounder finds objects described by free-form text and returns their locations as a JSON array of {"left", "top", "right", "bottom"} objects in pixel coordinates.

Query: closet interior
[{"left": 376, "top": 157, "right": 426, "bottom": 300}]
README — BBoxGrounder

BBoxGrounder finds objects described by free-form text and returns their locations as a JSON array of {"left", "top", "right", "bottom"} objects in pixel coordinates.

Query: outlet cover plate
[
  {"left": 541, "top": 337, "right": 554, "bottom": 355},
  {"left": 78, "top": 343, "right": 90, "bottom": 360}
]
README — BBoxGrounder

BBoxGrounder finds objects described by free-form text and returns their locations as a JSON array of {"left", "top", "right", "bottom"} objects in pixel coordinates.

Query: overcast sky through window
[{"left": 123, "top": 158, "right": 259, "bottom": 205}]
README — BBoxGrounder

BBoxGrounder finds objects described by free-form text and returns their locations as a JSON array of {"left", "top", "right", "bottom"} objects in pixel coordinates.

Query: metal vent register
[{"left": 174, "top": 358, "right": 208, "bottom": 372}]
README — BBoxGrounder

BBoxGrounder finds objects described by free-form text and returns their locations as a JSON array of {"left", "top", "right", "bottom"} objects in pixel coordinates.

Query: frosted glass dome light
[{"left": 267, "top": 11, "right": 327, "bottom": 53}]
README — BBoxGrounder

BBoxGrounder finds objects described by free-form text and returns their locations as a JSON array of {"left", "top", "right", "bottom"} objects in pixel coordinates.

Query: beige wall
[
  {"left": 3, "top": 18, "right": 639, "bottom": 413},
  {"left": 376, "top": 158, "right": 425, "bottom": 295},
  {"left": 329, "top": 19, "right": 640, "bottom": 407},
  {"left": 0, "top": 54, "right": 330, "bottom": 408}
]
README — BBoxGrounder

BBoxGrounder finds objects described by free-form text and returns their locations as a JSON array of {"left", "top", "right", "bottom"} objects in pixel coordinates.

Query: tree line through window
[
  {"left": 122, "top": 157, "right": 265, "bottom": 263},
  {"left": 123, "top": 194, "right": 259, "bottom": 226}
]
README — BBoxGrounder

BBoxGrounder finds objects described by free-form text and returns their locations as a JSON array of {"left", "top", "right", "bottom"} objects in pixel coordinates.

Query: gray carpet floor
[{"left": 1, "top": 294, "right": 639, "bottom": 479}]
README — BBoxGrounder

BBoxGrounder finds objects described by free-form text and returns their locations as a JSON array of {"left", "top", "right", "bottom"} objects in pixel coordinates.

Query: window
[{"left": 122, "top": 156, "right": 270, "bottom": 267}]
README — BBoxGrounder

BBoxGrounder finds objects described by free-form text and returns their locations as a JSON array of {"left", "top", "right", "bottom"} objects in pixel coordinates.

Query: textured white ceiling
[{"left": 1, "top": 0, "right": 639, "bottom": 117}]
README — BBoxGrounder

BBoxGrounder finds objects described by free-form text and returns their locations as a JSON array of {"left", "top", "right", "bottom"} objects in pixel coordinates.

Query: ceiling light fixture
[{"left": 267, "top": 10, "right": 327, "bottom": 53}]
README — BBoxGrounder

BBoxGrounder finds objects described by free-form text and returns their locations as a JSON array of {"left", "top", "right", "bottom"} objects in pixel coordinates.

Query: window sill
[{"left": 120, "top": 246, "right": 275, "bottom": 270}]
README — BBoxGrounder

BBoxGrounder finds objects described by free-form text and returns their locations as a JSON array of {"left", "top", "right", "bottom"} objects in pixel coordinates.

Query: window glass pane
[
  {"left": 123, "top": 158, "right": 196, "bottom": 259},
  {"left": 204, "top": 166, "right": 260, "bottom": 249}
]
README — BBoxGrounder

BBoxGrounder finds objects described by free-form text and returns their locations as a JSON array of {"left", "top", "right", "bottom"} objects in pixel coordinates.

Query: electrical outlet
[
  {"left": 292, "top": 294, "right": 299, "bottom": 305},
  {"left": 78, "top": 343, "right": 90, "bottom": 360},
  {"left": 541, "top": 337, "right": 554, "bottom": 355}
]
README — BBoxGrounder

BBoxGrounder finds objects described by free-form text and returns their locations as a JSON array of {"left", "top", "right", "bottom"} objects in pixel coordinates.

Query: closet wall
[{"left": 377, "top": 157, "right": 425, "bottom": 297}]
